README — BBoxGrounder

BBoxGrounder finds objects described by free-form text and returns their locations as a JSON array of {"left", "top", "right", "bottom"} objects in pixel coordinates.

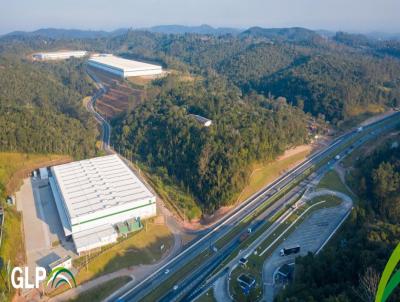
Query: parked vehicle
[{"left": 280, "top": 245, "right": 300, "bottom": 256}]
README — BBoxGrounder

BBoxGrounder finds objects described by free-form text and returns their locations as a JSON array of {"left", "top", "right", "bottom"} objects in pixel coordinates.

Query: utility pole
[{"left": 86, "top": 252, "right": 88, "bottom": 272}]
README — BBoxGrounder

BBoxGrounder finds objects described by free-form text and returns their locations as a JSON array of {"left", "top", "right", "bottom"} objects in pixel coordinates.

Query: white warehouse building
[
  {"left": 32, "top": 50, "right": 88, "bottom": 61},
  {"left": 49, "top": 154, "right": 156, "bottom": 254},
  {"left": 88, "top": 54, "right": 162, "bottom": 78}
]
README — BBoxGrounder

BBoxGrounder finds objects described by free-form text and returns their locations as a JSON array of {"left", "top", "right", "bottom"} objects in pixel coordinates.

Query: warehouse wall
[
  {"left": 88, "top": 60, "right": 124, "bottom": 78},
  {"left": 70, "top": 200, "right": 156, "bottom": 233}
]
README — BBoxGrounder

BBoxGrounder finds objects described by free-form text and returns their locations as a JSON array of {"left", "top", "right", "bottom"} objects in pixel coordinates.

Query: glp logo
[
  {"left": 46, "top": 267, "right": 77, "bottom": 289},
  {"left": 376, "top": 243, "right": 400, "bottom": 302},
  {"left": 10, "top": 266, "right": 76, "bottom": 289}
]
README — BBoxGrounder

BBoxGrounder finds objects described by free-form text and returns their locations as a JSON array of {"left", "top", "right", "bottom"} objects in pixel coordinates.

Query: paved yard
[
  {"left": 16, "top": 177, "right": 75, "bottom": 283},
  {"left": 262, "top": 198, "right": 352, "bottom": 302}
]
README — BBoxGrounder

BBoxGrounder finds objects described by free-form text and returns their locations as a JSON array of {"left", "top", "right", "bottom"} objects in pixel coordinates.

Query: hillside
[
  {"left": 2, "top": 26, "right": 400, "bottom": 213},
  {"left": 113, "top": 75, "right": 310, "bottom": 212},
  {"left": 101, "top": 28, "right": 400, "bottom": 123},
  {"left": 240, "top": 26, "right": 323, "bottom": 43},
  {"left": 0, "top": 55, "right": 98, "bottom": 158}
]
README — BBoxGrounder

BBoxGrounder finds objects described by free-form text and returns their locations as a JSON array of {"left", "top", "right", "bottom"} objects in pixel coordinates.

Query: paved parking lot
[
  {"left": 263, "top": 201, "right": 351, "bottom": 302},
  {"left": 16, "top": 177, "right": 76, "bottom": 282}
]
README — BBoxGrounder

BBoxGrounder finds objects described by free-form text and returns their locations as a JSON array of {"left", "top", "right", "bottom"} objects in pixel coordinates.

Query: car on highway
[
  {"left": 164, "top": 269, "right": 170, "bottom": 274},
  {"left": 173, "top": 285, "right": 179, "bottom": 290}
]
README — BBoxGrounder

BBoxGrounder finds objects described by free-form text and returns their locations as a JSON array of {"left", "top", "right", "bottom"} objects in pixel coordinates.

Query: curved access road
[
  {"left": 262, "top": 189, "right": 353, "bottom": 302},
  {"left": 86, "top": 70, "right": 112, "bottom": 153}
]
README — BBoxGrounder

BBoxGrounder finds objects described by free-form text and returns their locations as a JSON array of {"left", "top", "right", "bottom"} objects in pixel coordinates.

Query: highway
[
  {"left": 181, "top": 111, "right": 400, "bottom": 302},
  {"left": 84, "top": 69, "right": 400, "bottom": 302},
  {"left": 112, "top": 111, "right": 400, "bottom": 302}
]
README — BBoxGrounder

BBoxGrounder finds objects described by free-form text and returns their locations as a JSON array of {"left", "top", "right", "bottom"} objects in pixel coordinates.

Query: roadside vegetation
[
  {"left": 49, "top": 222, "right": 173, "bottom": 298},
  {"left": 317, "top": 169, "right": 353, "bottom": 197},
  {"left": 69, "top": 276, "right": 131, "bottom": 302},
  {"left": 74, "top": 222, "right": 173, "bottom": 283},
  {"left": 0, "top": 152, "right": 70, "bottom": 195},
  {"left": 237, "top": 147, "right": 311, "bottom": 203}
]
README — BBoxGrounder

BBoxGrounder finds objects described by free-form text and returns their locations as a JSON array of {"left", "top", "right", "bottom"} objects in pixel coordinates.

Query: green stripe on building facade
[{"left": 71, "top": 200, "right": 155, "bottom": 226}]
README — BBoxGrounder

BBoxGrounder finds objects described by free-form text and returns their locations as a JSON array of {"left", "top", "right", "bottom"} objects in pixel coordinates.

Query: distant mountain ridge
[
  {"left": 3, "top": 28, "right": 128, "bottom": 39},
  {"left": 2, "top": 25, "right": 241, "bottom": 39},
  {"left": 240, "top": 26, "right": 323, "bottom": 43},
  {"left": 3, "top": 26, "right": 400, "bottom": 44},
  {"left": 144, "top": 24, "right": 241, "bottom": 35}
]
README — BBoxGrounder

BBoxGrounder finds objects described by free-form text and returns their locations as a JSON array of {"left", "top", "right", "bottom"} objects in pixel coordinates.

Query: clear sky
[{"left": 1, "top": 0, "right": 399, "bottom": 35}]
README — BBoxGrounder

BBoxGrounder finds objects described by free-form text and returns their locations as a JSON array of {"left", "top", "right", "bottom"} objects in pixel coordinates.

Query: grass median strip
[
  {"left": 69, "top": 276, "right": 132, "bottom": 302},
  {"left": 141, "top": 249, "right": 210, "bottom": 302}
]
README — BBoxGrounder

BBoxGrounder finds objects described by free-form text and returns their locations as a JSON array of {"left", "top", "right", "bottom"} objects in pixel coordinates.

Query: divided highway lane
[
  {"left": 114, "top": 139, "right": 345, "bottom": 302},
  {"left": 114, "top": 112, "right": 400, "bottom": 302},
  {"left": 175, "top": 141, "right": 353, "bottom": 302},
  {"left": 181, "top": 113, "right": 400, "bottom": 302}
]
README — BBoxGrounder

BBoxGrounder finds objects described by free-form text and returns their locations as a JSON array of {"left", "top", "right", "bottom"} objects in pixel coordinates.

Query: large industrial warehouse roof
[
  {"left": 88, "top": 54, "right": 161, "bottom": 72},
  {"left": 51, "top": 154, "right": 154, "bottom": 219}
]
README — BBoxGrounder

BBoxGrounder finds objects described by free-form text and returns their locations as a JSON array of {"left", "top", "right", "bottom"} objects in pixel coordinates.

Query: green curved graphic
[
  {"left": 46, "top": 267, "right": 76, "bottom": 289},
  {"left": 382, "top": 269, "right": 400, "bottom": 302},
  {"left": 55, "top": 278, "right": 71, "bottom": 289},
  {"left": 376, "top": 243, "right": 400, "bottom": 302}
]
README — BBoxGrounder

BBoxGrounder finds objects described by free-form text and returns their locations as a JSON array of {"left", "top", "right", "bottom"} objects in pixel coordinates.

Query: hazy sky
[{"left": 1, "top": 0, "right": 399, "bottom": 35}]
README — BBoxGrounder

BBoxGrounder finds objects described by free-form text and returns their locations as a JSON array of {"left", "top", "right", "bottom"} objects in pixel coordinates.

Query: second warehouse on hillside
[
  {"left": 49, "top": 154, "right": 156, "bottom": 254},
  {"left": 88, "top": 54, "right": 163, "bottom": 78}
]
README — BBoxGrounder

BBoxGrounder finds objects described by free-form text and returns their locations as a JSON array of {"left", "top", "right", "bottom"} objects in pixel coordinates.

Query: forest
[
  {"left": 1, "top": 27, "right": 400, "bottom": 211},
  {"left": 276, "top": 133, "right": 400, "bottom": 302},
  {"left": 108, "top": 29, "right": 400, "bottom": 123},
  {"left": 112, "top": 75, "right": 309, "bottom": 211},
  {"left": 0, "top": 54, "right": 98, "bottom": 158}
]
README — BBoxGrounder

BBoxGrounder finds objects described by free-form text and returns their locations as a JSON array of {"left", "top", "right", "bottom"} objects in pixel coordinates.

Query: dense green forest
[
  {"left": 2, "top": 27, "right": 400, "bottom": 211},
  {"left": 113, "top": 75, "right": 309, "bottom": 211},
  {"left": 3, "top": 27, "right": 400, "bottom": 124},
  {"left": 0, "top": 55, "right": 98, "bottom": 158},
  {"left": 107, "top": 29, "right": 400, "bottom": 123},
  {"left": 276, "top": 133, "right": 400, "bottom": 302},
  {"left": 107, "top": 29, "right": 400, "bottom": 211}
]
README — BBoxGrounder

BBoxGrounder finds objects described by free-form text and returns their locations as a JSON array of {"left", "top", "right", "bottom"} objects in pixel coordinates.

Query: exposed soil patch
[{"left": 88, "top": 67, "right": 144, "bottom": 118}]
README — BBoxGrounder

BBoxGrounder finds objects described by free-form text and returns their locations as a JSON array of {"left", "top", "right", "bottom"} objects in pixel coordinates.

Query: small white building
[
  {"left": 48, "top": 256, "right": 72, "bottom": 271},
  {"left": 189, "top": 114, "right": 213, "bottom": 127},
  {"left": 88, "top": 54, "right": 162, "bottom": 78},
  {"left": 49, "top": 154, "right": 156, "bottom": 254},
  {"left": 32, "top": 51, "right": 88, "bottom": 61}
]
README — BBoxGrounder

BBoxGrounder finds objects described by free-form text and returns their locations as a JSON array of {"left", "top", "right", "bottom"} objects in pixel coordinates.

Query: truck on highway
[{"left": 280, "top": 245, "right": 300, "bottom": 256}]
